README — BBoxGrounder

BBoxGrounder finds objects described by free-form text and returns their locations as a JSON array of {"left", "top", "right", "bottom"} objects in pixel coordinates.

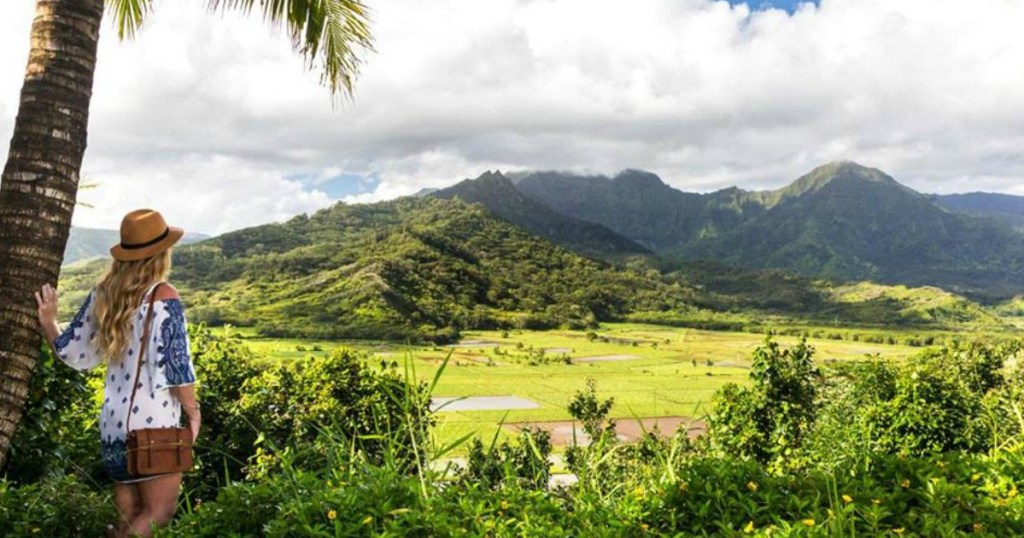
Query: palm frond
[
  {"left": 105, "top": 0, "right": 154, "bottom": 40},
  {"left": 207, "top": 0, "right": 374, "bottom": 100}
]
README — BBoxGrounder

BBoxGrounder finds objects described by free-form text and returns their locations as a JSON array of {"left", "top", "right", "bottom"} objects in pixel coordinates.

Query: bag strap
[{"left": 127, "top": 282, "right": 163, "bottom": 433}]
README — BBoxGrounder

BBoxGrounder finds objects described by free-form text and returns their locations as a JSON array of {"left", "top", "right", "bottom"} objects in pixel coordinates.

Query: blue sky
[
  {"left": 286, "top": 172, "right": 382, "bottom": 199},
  {"left": 732, "top": 0, "right": 817, "bottom": 13}
]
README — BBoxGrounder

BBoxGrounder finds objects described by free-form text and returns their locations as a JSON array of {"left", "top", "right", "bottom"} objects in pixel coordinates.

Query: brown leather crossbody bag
[{"left": 125, "top": 283, "right": 193, "bottom": 476}]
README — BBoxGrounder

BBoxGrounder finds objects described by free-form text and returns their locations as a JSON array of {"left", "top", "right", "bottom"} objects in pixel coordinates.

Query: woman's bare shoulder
[{"left": 153, "top": 283, "right": 180, "bottom": 301}]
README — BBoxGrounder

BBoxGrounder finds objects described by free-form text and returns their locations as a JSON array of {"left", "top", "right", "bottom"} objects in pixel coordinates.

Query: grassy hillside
[
  {"left": 56, "top": 189, "right": 1012, "bottom": 342},
  {"left": 164, "top": 196, "right": 687, "bottom": 341}
]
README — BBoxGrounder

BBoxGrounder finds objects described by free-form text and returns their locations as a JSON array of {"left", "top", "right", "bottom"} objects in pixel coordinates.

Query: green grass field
[{"left": 230, "top": 323, "right": 919, "bottom": 447}]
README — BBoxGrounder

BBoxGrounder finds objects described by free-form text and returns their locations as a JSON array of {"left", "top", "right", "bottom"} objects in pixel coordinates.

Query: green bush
[
  {"left": 708, "top": 336, "right": 819, "bottom": 472},
  {"left": 183, "top": 325, "right": 264, "bottom": 498},
  {"left": 3, "top": 346, "right": 101, "bottom": 484},
  {"left": 0, "top": 475, "right": 115, "bottom": 537},
  {"left": 235, "top": 348, "right": 433, "bottom": 476},
  {"left": 461, "top": 428, "right": 552, "bottom": 490},
  {"left": 647, "top": 451, "right": 1024, "bottom": 536}
]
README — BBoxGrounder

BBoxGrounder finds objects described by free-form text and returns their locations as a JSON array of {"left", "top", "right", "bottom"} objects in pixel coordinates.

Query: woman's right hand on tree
[
  {"left": 34, "top": 283, "right": 60, "bottom": 343},
  {"left": 34, "top": 283, "right": 58, "bottom": 324}
]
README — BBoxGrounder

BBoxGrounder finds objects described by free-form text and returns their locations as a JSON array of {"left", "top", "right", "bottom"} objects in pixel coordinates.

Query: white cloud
[
  {"left": 80, "top": 154, "right": 333, "bottom": 235},
  {"left": 2, "top": 0, "right": 1024, "bottom": 234}
]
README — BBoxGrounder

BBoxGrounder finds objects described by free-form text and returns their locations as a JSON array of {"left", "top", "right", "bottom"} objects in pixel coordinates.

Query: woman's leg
[
  {"left": 111, "top": 484, "right": 140, "bottom": 537},
  {"left": 125, "top": 473, "right": 183, "bottom": 537}
]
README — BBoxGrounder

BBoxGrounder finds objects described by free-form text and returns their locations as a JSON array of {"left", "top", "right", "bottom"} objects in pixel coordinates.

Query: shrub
[
  {"left": 184, "top": 325, "right": 264, "bottom": 498},
  {"left": 235, "top": 349, "right": 433, "bottom": 476},
  {"left": 3, "top": 345, "right": 102, "bottom": 484},
  {"left": 867, "top": 364, "right": 984, "bottom": 456},
  {"left": 461, "top": 428, "right": 552, "bottom": 490},
  {"left": 709, "top": 336, "right": 819, "bottom": 472},
  {"left": 0, "top": 475, "right": 115, "bottom": 537}
]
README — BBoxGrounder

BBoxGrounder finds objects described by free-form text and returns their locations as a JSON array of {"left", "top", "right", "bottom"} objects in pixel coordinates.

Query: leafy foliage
[
  {"left": 6, "top": 332, "right": 1024, "bottom": 536},
  {"left": 3, "top": 346, "right": 100, "bottom": 484},
  {"left": 461, "top": 427, "right": 552, "bottom": 491},
  {"left": 106, "top": 0, "right": 373, "bottom": 99},
  {"left": 709, "top": 336, "right": 819, "bottom": 472},
  {"left": 0, "top": 475, "right": 115, "bottom": 537}
]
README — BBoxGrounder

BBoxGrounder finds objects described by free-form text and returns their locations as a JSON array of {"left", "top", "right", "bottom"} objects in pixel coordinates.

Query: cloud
[
  {"left": 80, "top": 154, "right": 334, "bottom": 235},
  {"left": 2, "top": 0, "right": 1024, "bottom": 233}
]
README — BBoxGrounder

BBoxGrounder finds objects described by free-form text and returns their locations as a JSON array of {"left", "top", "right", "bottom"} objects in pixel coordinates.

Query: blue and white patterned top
[{"left": 55, "top": 282, "right": 195, "bottom": 482}]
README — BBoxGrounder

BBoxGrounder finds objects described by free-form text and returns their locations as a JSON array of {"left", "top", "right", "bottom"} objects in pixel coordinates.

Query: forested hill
[
  {"left": 166, "top": 196, "right": 684, "bottom": 341},
  {"left": 432, "top": 171, "right": 649, "bottom": 259},
  {"left": 933, "top": 192, "right": 1024, "bottom": 232},
  {"left": 57, "top": 191, "right": 1006, "bottom": 340},
  {"left": 516, "top": 162, "right": 1024, "bottom": 299}
]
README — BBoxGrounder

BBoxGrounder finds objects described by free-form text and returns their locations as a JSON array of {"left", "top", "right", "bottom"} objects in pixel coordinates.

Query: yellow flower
[
  {"left": 640, "top": 523, "right": 650, "bottom": 531},
  {"left": 746, "top": 481, "right": 759, "bottom": 492},
  {"left": 362, "top": 516, "right": 373, "bottom": 525},
  {"left": 634, "top": 486, "right": 645, "bottom": 499},
  {"left": 500, "top": 500, "right": 509, "bottom": 510},
  {"left": 842, "top": 494, "right": 853, "bottom": 504},
  {"left": 872, "top": 499, "right": 881, "bottom": 505},
  {"left": 973, "top": 523, "right": 984, "bottom": 533},
  {"left": 744, "top": 521, "right": 756, "bottom": 534},
  {"left": 900, "top": 479, "right": 911, "bottom": 489},
  {"left": 893, "top": 528, "right": 906, "bottom": 535},
  {"left": 327, "top": 510, "right": 337, "bottom": 521},
  {"left": 801, "top": 519, "right": 815, "bottom": 527}
]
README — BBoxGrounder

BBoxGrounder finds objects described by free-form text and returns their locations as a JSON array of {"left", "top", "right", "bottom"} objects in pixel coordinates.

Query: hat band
[{"left": 121, "top": 227, "right": 170, "bottom": 250}]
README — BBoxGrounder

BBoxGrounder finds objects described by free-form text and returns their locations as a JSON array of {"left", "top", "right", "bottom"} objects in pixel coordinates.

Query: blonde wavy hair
[{"left": 93, "top": 249, "right": 172, "bottom": 362}]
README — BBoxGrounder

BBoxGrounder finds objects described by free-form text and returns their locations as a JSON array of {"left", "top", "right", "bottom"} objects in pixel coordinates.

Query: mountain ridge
[
  {"left": 432, "top": 171, "right": 649, "bottom": 259},
  {"left": 512, "top": 161, "right": 1024, "bottom": 298}
]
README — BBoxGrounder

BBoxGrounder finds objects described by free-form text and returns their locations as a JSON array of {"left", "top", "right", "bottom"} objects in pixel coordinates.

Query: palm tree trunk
[{"left": 0, "top": 0, "right": 103, "bottom": 468}]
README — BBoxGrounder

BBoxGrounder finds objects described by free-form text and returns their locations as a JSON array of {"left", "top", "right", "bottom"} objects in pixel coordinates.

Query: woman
[{"left": 35, "top": 209, "right": 200, "bottom": 538}]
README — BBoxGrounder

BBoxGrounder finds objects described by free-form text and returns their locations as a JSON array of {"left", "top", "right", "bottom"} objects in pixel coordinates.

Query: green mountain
[
  {"left": 678, "top": 163, "right": 1024, "bottom": 297},
  {"left": 515, "top": 170, "right": 708, "bottom": 250},
  {"left": 432, "top": 171, "right": 649, "bottom": 259},
  {"left": 162, "top": 196, "right": 684, "bottom": 341},
  {"left": 57, "top": 191, "right": 1005, "bottom": 340},
  {"left": 517, "top": 162, "right": 1024, "bottom": 299},
  {"left": 64, "top": 226, "right": 207, "bottom": 266}
]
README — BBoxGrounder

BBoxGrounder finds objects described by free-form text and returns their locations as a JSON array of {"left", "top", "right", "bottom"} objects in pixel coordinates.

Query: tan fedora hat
[{"left": 109, "top": 209, "right": 185, "bottom": 262}]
